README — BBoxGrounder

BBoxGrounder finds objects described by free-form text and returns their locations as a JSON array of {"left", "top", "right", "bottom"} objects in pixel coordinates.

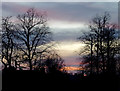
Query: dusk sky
[{"left": 2, "top": 2, "right": 118, "bottom": 72}]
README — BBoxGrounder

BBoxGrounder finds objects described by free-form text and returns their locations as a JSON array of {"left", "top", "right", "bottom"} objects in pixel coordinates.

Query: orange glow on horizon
[{"left": 61, "top": 66, "right": 84, "bottom": 71}]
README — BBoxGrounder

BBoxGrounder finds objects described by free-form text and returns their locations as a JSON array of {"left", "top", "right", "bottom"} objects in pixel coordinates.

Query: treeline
[
  {"left": 78, "top": 12, "right": 120, "bottom": 76},
  {"left": 1, "top": 8, "right": 64, "bottom": 73}
]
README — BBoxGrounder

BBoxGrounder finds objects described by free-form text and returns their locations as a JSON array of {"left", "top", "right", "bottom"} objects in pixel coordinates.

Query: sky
[{"left": 1, "top": 2, "right": 118, "bottom": 72}]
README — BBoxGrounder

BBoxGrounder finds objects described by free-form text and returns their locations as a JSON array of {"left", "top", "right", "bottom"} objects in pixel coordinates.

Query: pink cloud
[{"left": 2, "top": 2, "right": 83, "bottom": 23}]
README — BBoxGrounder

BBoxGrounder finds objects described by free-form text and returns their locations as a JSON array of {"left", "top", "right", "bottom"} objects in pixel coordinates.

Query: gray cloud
[
  {"left": 2, "top": 2, "right": 118, "bottom": 22},
  {"left": 51, "top": 28, "right": 87, "bottom": 41}
]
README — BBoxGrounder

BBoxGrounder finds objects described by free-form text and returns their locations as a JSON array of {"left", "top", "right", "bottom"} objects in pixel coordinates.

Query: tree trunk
[{"left": 90, "top": 39, "right": 93, "bottom": 75}]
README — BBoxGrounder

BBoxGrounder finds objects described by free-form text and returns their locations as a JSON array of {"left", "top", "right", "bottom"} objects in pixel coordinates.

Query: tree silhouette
[
  {"left": 78, "top": 12, "right": 119, "bottom": 75},
  {"left": 14, "top": 8, "right": 52, "bottom": 70},
  {"left": 2, "top": 17, "right": 16, "bottom": 69},
  {"left": 45, "top": 52, "right": 64, "bottom": 73}
]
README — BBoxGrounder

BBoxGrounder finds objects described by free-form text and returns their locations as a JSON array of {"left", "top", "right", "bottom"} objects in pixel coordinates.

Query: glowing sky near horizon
[{"left": 2, "top": 2, "right": 118, "bottom": 71}]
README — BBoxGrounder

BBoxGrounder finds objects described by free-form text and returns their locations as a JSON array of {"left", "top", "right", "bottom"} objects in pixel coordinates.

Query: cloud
[
  {"left": 2, "top": 2, "right": 118, "bottom": 23},
  {"left": 2, "top": 2, "right": 117, "bottom": 42},
  {"left": 54, "top": 41, "right": 85, "bottom": 66},
  {"left": 51, "top": 28, "right": 89, "bottom": 42}
]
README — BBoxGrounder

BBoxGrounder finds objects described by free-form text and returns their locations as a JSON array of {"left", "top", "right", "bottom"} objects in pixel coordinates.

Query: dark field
[{"left": 2, "top": 69, "right": 120, "bottom": 91}]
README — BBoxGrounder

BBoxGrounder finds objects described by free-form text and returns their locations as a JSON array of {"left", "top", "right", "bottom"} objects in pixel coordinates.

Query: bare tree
[
  {"left": 14, "top": 8, "right": 52, "bottom": 70},
  {"left": 2, "top": 17, "right": 15, "bottom": 69},
  {"left": 78, "top": 12, "right": 119, "bottom": 75},
  {"left": 78, "top": 32, "right": 95, "bottom": 75}
]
